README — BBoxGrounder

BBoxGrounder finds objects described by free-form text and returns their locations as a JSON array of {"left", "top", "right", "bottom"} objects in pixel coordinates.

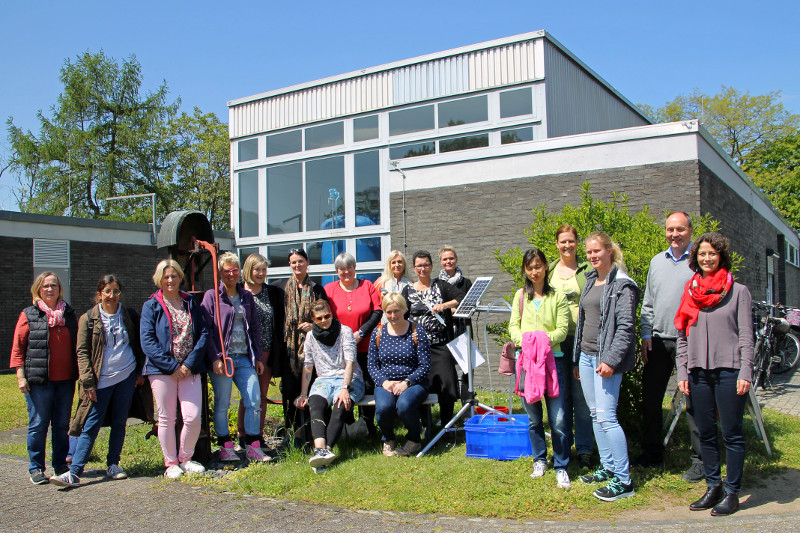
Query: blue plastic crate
[{"left": 464, "top": 414, "right": 533, "bottom": 460}]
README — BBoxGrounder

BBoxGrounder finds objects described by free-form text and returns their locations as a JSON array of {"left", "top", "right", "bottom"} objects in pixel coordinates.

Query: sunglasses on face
[{"left": 313, "top": 313, "right": 332, "bottom": 322}]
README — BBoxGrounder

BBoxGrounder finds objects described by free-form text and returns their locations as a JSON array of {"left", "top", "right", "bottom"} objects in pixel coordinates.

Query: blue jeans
[
  {"left": 310, "top": 377, "right": 366, "bottom": 405},
  {"left": 209, "top": 353, "right": 261, "bottom": 438},
  {"left": 579, "top": 352, "right": 630, "bottom": 484},
  {"left": 375, "top": 383, "right": 429, "bottom": 443},
  {"left": 689, "top": 368, "right": 747, "bottom": 494},
  {"left": 25, "top": 379, "right": 75, "bottom": 474},
  {"left": 561, "top": 335, "right": 594, "bottom": 455},
  {"left": 70, "top": 370, "right": 137, "bottom": 476},
  {"left": 521, "top": 357, "right": 570, "bottom": 469}
]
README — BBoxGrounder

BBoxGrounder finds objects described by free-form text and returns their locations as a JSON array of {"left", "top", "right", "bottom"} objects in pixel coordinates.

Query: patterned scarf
[
  {"left": 438, "top": 267, "right": 463, "bottom": 286},
  {"left": 674, "top": 268, "right": 734, "bottom": 334},
  {"left": 284, "top": 275, "right": 316, "bottom": 376},
  {"left": 37, "top": 299, "right": 66, "bottom": 327}
]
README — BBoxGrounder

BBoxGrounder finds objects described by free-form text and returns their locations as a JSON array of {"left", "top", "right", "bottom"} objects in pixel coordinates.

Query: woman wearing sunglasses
[{"left": 293, "top": 300, "right": 364, "bottom": 472}]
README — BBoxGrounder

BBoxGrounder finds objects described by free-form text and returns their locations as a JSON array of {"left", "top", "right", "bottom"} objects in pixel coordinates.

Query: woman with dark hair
[
  {"left": 51, "top": 275, "right": 145, "bottom": 487},
  {"left": 140, "top": 260, "right": 209, "bottom": 479},
  {"left": 293, "top": 300, "right": 365, "bottom": 472},
  {"left": 676, "top": 233, "right": 753, "bottom": 516},
  {"left": 271, "top": 248, "right": 328, "bottom": 446},
  {"left": 401, "top": 250, "right": 464, "bottom": 425},
  {"left": 548, "top": 225, "right": 594, "bottom": 469},
  {"left": 575, "top": 232, "right": 638, "bottom": 501},
  {"left": 236, "top": 253, "right": 285, "bottom": 450},
  {"left": 509, "top": 248, "right": 571, "bottom": 488},
  {"left": 11, "top": 272, "right": 78, "bottom": 485}
]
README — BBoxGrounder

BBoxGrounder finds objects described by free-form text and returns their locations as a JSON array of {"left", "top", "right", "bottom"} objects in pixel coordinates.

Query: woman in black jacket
[{"left": 402, "top": 250, "right": 464, "bottom": 425}]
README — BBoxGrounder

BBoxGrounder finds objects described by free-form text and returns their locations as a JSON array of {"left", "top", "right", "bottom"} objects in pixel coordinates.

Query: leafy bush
[{"left": 493, "top": 182, "right": 733, "bottom": 438}]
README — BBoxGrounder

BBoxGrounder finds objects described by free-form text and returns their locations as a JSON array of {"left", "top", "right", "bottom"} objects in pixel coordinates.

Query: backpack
[{"left": 375, "top": 322, "right": 418, "bottom": 348}]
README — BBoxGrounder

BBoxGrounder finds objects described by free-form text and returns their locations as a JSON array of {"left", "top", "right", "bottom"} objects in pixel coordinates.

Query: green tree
[
  {"left": 640, "top": 86, "right": 800, "bottom": 166},
  {"left": 167, "top": 108, "right": 231, "bottom": 230},
  {"left": 6, "top": 51, "right": 179, "bottom": 222},
  {"left": 493, "top": 183, "right": 727, "bottom": 435},
  {"left": 743, "top": 131, "right": 800, "bottom": 232}
]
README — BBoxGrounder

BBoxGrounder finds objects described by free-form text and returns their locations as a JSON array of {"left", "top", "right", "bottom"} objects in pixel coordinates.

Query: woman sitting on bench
[
  {"left": 294, "top": 300, "right": 364, "bottom": 471},
  {"left": 368, "top": 293, "right": 431, "bottom": 457}
]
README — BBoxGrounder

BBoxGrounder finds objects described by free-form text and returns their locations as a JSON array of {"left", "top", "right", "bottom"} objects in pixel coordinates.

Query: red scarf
[
  {"left": 674, "top": 268, "right": 733, "bottom": 334},
  {"left": 37, "top": 299, "right": 67, "bottom": 327}
]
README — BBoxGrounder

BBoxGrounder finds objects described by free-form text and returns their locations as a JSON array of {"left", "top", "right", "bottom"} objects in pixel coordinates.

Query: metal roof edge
[
  {"left": 541, "top": 32, "right": 653, "bottom": 124},
  {"left": 0, "top": 210, "right": 155, "bottom": 232},
  {"left": 227, "top": 30, "right": 547, "bottom": 108}
]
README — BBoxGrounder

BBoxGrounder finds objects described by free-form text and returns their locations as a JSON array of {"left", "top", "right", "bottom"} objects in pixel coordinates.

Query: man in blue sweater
[{"left": 635, "top": 211, "right": 704, "bottom": 482}]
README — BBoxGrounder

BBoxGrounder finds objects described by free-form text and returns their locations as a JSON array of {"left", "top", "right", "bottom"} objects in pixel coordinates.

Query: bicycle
[
  {"left": 772, "top": 306, "right": 800, "bottom": 374},
  {"left": 751, "top": 302, "right": 799, "bottom": 390}
]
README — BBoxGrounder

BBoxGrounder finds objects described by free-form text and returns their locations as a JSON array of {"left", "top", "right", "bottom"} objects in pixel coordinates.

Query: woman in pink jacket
[{"left": 508, "top": 248, "right": 571, "bottom": 489}]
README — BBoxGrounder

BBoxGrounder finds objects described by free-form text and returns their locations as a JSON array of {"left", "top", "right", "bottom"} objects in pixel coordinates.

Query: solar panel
[{"left": 453, "top": 277, "right": 493, "bottom": 319}]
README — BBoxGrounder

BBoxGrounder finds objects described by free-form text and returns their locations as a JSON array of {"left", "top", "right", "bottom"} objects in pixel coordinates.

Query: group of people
[
  {"left": 11, "top": 213, "right": 755, "bottom": 515},
  {"left": 508, "top": 212, "right": 752, "bottom": 515}
]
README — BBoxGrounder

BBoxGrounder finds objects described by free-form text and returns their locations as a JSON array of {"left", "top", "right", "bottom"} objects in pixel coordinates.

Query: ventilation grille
[{"left": 33, "top": 239, "right": 70, "bottom": 268}]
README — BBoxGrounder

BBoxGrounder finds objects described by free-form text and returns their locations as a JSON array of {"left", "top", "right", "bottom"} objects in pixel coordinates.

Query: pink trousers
[{"left": 149, "top": 374, "right": 202, "bottom": 466}]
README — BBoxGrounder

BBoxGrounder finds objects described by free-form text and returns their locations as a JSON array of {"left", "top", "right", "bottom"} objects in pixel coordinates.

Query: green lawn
[{"left": 1, "top": 374, "right": 798, "bottom": 520}]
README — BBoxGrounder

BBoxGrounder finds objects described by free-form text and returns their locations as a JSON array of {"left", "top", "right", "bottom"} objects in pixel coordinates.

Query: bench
[{"left": 356, "top": 393, "right": 439, "bottom": 442}]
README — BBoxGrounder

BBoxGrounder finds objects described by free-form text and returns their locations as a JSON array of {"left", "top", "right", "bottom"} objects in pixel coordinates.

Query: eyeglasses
[
  {"left": 313, "top": 313, "right": 332, "bottom": 322},
  {"left": 101, "top": 289, "right": 122, "bottom": 296},
  {"left": 414, "top": 263, "right": 432, "bottom": 270},
  {"left": 222, "top": 268, "right": 240, "bottom": 275}
]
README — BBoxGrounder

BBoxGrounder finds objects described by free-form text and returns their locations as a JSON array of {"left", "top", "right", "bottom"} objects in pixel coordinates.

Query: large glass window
[
  {"left": 356, "top": 237, "right": 382, "bottom": 262},
  {"left": 305, "top": 156, "right": 345, "bottom": 231},
  {"left": 238, "top": 247, "right": 260, "bottom": 263},
  {"left": 439, "top": 134, "right": 489, "bottom": 153},
  {"left": 266, "top": 163, "right": 302, "bottom": 235},
  {"left": 307, "top": 240, "right": 345, "bottom": 265},
  {"left": 237, "top": 139, "right": 258, "bottom": 162},
  {"left": 501, "top": 127, "right": 534, "bottom": 144},
  {"left": 389, "top": 142, "right": 435, "bottom": 160},
  {"left": 238, "top": 170, "right": 259, "bottom": 238},
  {"left": 500, "top": 87, "right": 533, "bottom": 118},
  {"left": 266, "top": 130, "right": 302, "bottom": 157},
  {"left": 354, "top": 151, "right": 380, "bottom": 227},
  {"left": 305, "top": 121, "right": 344, "bottom": 150},
  {"left": 389, "top": 105, "right": 434, "bottom": 136},
  {"left": 438, "top": 95, "right": 488, "bottom": 128},
  {"left": 267, "top": 243, "right": 303, "bottom": 268},
  {"left": 354, "top": 115, "right": 379, "bottom": 142}
]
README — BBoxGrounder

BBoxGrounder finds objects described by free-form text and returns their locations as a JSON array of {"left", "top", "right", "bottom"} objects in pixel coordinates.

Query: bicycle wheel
[
  {"left": 752, "top": 338, "right": 767, "bottom": 389},
  {"left": 773, "top": 332, "right": 800, "bottom": 374}
]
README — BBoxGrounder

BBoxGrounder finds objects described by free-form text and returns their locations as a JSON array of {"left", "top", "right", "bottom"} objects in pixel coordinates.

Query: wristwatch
[
  {"left": 342, "top": 384, "right": 352, "bottom": 392},
  {"left": 404, "top": 379, "right": 412, "bottom": 386}
]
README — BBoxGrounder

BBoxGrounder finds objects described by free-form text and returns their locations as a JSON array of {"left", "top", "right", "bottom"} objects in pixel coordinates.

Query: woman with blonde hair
[
  {"left": 374, "top": 250, "right": 411, "bottom": 295},
  {"left": 11, "top": 272, "right": 78, "bottom": 485},
  {"left": 574, "top": 232, "right": 638, "bottom": 501},
  {"left": 201, "top": 252, "right": 268, "bottom": 462},
  {"left": 140, "top": 260, "right": 209, "bottom": 479},
  {"left": 236, "top": 253, "right": 285, "bottom": 451}
]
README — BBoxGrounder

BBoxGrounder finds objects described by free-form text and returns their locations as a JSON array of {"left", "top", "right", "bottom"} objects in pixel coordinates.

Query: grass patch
[
  {"left": 0, "top": 373, "right": 30, "bottom": 431},
  {"left": 1, "top": 374, "right": 799, "bottom": 519}
]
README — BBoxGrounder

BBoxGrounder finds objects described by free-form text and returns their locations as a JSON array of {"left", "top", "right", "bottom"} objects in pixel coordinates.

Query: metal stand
[{"left": 662, "top": 386, "right": 772, "bottom": 457}]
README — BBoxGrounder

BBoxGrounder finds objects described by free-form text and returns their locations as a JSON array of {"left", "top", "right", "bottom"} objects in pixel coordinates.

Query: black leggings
[{"left": 308, "top": 395, "right": 350, "bottom": 448}]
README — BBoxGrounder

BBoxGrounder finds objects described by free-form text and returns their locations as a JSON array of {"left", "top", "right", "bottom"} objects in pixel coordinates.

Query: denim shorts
[{"left": 309, "top": 377, "right": 365, "bottom": 405}]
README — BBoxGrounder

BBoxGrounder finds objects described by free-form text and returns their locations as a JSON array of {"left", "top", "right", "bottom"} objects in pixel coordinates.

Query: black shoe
[
  {"left": 710, "top": 493, "right": 739, "bottom": 516},
  {"left": 29, "top": 469, "right": 49, "bottom": 485},
  {"left": 580, "top": 467, "right": 614, "bottom": 484},
  {"left": 578, "top": 453, "right": 593, "bottom": 470},
  {"left": 631, "top": 454, "right": 663, "bottom": 468},
  {"left": 682, "top": 461, "right": 705, "bottom": 483},
  {"left": 689, "top": 484, "right": 724, "bottom": 511}
]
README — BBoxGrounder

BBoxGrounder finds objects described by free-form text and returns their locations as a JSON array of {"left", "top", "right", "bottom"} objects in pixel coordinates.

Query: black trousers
[{"left": 640, "top": 337, "right": 702, "bottom": 461}]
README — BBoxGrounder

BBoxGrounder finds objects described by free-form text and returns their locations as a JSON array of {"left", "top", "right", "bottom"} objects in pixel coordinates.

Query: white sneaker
[
  {"left": 530, "top": 460, "right": 547, "bottom": 478},
  {"left": 106, "top": 464, "right": 128, "bottom": 480},
  {"left": 556, "top": 468, "right": 572, "bottom": 489},
  {"left": 308, "top": 448, "right": 336, "bottom": 467},
  {"left": 164, "top": 465, "right": 184, "bottom": 479},
  {"left": 180, "top": 460, "right": 206, "bottom": 474}
]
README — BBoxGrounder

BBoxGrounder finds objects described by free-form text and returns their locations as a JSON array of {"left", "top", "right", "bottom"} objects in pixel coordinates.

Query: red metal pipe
[{"left": 192, "top": 237, "right": 234, "bottom": 377}]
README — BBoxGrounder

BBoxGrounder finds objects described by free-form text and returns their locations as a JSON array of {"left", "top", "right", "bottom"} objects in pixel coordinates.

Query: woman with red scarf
[{"left": 675, "top": 233, "right": 753, "bottom": 517}]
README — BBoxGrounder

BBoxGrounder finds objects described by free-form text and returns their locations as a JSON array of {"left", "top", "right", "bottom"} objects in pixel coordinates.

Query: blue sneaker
[{"left": 593, "top": 477, "right": 635, "bottom": 501}]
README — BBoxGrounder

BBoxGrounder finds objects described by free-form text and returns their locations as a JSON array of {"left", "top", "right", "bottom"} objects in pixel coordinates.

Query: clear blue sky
[{"left": 1, "top": 0, "right": 798, "bottom": 210}]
